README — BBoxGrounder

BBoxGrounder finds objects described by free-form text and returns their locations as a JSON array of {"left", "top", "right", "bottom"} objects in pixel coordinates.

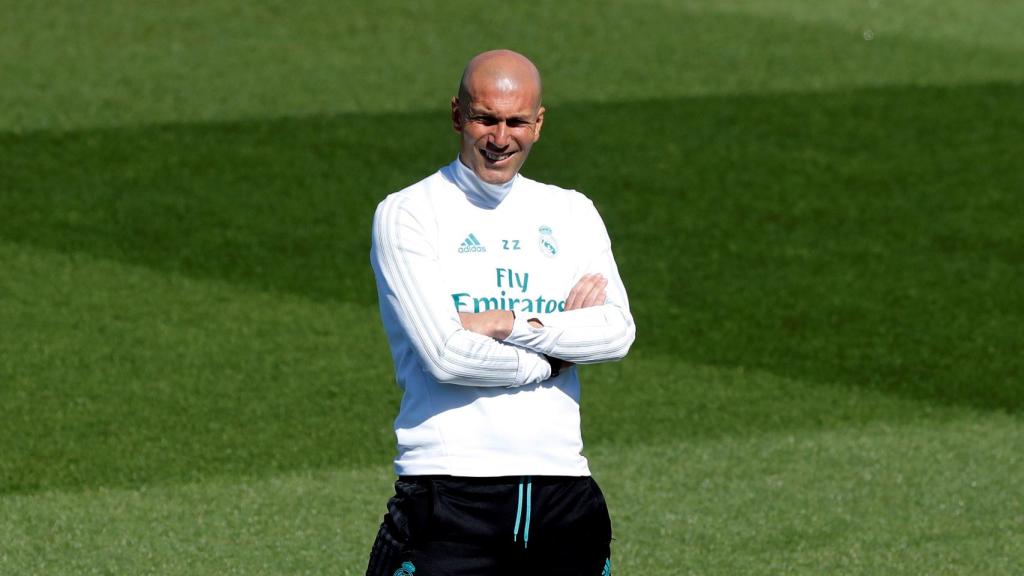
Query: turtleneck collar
[{"left": 442, "top": 156, "right": 517, "bottom": 209}]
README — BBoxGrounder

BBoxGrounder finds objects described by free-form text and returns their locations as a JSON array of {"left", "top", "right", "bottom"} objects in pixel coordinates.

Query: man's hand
[
  {"left": 565, "top": 273, "right": 608, "bottom": 311},
  {"left": 459, "top": 310, "right": 515, "bottom": 340},
  {"left": 553, "top": 273, "right": 607, "bottom": 374}
]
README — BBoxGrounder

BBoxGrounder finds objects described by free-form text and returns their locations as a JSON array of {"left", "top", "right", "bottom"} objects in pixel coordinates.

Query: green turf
[
  {"left": 2, "top": 0, "right": 1022, "bottom": 131},
  {"left": 597, "top": 416, "right": 1024, "bottom": 574},
  {"left": 2, "top": 415, "right": 1020, "bottom": 574},
  {"left": 4, "top": 83, "right": 1021, "bottom": 413},
  {"left": 2, "top": 0, "right": 1022, "bottom": 572},
  {"left": 0, "top": 242, "right": 968, "bottom": 494},
  {"left": 0, "top": 242, "right": 397, "bottom": 494}
]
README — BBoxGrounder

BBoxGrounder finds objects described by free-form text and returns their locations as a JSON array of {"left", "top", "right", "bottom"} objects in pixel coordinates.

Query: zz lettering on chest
[{"left": 501, "top": 239, "right": 521, "bottom": 251}]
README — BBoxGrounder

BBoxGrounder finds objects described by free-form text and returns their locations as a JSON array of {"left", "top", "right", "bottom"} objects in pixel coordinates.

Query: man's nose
[{"left": 490, "top": 122, "right": 510, "bottom": 148}]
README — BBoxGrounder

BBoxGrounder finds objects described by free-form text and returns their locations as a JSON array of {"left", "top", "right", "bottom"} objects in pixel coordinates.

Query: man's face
[{"left": 452, "top": 83, "right": 545, "bottom": 185}]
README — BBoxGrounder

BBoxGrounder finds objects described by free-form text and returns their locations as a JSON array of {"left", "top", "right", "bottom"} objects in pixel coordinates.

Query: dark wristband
[{"left": 544, "top": 354, "right": 561, "bottom": 378}]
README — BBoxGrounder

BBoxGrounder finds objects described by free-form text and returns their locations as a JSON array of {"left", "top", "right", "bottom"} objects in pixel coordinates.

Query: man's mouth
[{"left": 480, "top": 149, "right": 515, "bottom": 163}]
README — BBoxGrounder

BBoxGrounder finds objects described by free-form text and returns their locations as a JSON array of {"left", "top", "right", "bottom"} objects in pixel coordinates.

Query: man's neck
[{"left": 444, "top": 156, "right": 517, "bottom": 209}]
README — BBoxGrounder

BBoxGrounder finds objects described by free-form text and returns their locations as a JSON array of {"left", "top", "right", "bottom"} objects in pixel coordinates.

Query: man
[{"left": 367, "top": 49, "right": 635, "bottom": 575}]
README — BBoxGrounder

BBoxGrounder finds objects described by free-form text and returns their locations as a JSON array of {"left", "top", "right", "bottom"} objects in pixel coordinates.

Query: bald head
[
  {"left": 457, "top": 50, "right": 543, "bottom": 113},
  {"left": 451, "top": 50, "right": 546, "bottom": 184}
]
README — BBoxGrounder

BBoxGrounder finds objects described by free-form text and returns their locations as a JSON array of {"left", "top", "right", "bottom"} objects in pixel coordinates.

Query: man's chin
[{"left": 475, "top": 166, "right": 517, "bottom": 185}]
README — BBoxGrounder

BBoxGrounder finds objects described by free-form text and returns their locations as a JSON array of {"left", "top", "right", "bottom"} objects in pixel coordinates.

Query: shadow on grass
[{"left": 2, "top": 81, "right": 1021, "bottom": 417}]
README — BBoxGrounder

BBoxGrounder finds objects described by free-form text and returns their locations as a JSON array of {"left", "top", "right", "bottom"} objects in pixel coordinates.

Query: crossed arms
[
  {"left": 371, "top": 194, "right": 635, "bottom": 388},
  {"left": 458, "top": 273, "right": 610, "bottom": 337}
]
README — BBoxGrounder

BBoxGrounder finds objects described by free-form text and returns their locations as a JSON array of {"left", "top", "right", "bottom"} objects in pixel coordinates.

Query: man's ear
[
  {"left": 532, "top": 106, "right": 546, "bottom": 142},
  {"left": 451, "top": 97, "right": 463, "bottom": 133}
]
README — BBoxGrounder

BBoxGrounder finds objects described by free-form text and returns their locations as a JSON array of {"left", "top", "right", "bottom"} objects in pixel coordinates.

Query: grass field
[{"left": 1, "top": 1, "right": 1022, "bottom": 573}]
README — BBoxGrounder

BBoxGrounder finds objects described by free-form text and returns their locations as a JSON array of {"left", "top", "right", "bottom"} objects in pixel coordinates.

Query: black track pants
[{"left": 366, "top": 475, "right": 613, "bottom": 576}]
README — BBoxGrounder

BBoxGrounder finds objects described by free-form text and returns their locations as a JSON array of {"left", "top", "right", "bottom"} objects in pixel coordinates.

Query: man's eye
[
  {"left": 507, "top": 120, "right": 529, "bottom": 128},
  {"left": 474, "top": 116, "right": 498, "bottom": 126}
]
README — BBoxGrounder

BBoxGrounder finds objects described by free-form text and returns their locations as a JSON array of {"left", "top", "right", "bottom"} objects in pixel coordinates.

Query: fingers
[
  {"left": 565, "top": 273, "right": 608, "bottom": 311},
  {"left": 566, "top": 274, "right": 601, "bottom": 310},
  {"left": 580, "top": 280, "right": 607, "bottom": 308},
  {"left": 564, "top": 277, "right": 585, "bottom": 311}
]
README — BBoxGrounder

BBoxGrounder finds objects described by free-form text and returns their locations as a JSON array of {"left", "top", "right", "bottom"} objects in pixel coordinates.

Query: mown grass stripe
[
  {"left": 3, "top": 83, "right": 1021, "bottom": 414},
  {"left": 0, "top": 241, "right": 397, "bottom": 495},
  {"left": 3, "top": 240, "right": 975, "bottom": 496},
  {"left": 2, "top": 415, "right": 1020, "bottom": 574},
  {"left": 1, "top": 0, "right": 1022, "bottom": 132}
]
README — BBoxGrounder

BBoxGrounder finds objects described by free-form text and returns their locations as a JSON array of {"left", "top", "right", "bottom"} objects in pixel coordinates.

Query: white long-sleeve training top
[{"left": 371, "top": 158, "right": 635, "bottom": 477}]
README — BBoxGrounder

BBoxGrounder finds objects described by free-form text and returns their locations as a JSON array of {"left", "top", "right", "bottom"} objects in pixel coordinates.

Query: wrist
[
  {"left": 497, "top": 310, "right": 515, "bottom": 340},
  {"left": 544, "top": 354, "right": 562, "bottom": 378}
]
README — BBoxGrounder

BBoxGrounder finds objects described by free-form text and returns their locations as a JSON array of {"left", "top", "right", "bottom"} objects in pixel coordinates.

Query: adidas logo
[{"left": 458, "top": 233, "right": 487, "bottom": 254}]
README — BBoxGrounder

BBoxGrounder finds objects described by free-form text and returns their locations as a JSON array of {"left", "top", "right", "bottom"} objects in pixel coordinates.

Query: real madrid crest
[{"left": 538, "top": 225, "right": 558, "bottom": 258}]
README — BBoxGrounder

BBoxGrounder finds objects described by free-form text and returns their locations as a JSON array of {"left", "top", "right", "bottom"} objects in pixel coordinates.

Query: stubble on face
[{"left": 452, "top": 50, "right": 545, "bottom": 185}]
